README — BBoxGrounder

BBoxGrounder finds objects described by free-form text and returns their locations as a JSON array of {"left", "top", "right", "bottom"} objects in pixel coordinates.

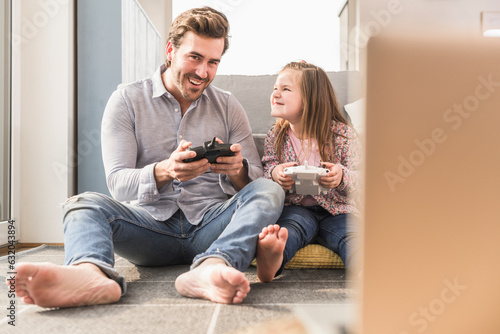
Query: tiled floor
[{"left": 0, "top": 245, "right": 354, "bottom": 334}]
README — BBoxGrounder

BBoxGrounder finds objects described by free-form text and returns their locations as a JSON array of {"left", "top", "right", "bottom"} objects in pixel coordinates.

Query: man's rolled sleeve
[
  {"left": 218, "top": 159, "right": 256, "bottom": 195},
  {"left": 137, "top": 163, "right": 164, "bottom": 204}
]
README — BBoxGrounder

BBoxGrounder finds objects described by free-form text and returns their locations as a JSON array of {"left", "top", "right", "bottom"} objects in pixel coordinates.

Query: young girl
[{"left": 255, "top": 61, "right": 361, "bottom": 282}]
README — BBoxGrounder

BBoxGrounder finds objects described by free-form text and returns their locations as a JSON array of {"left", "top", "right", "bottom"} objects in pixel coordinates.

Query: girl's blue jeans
[
  {"left": 61, "top": 178, "right": 284, "bottom": 295},
  {"left": 277, "top": 205, "right": 358, "bottom": 273}
]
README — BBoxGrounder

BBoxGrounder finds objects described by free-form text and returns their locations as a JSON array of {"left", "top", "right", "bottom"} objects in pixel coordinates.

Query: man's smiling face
[{"left": 165, "top": 31, "right": 224, "bottom": 105}]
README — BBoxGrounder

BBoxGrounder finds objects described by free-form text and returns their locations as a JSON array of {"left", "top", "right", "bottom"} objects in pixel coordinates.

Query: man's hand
[
  {"left": 318, "top": 162, "right": 343, "bottom": 189},
  {"left": 209, "top": 140, "right": 244, "bottom": 176},
  {"left": 271, "top": 162, "right": 297, "bottom": 191},
  {"left": 154, "top": 140, "right": 210, "bottom": 188},
  {"left": 210, "top": 140, "right": 249, "bottom": 190}
]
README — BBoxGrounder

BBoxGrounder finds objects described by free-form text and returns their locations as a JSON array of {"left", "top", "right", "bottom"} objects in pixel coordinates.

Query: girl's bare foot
[
  {"left": 256, "top": 224, "right": 288, "bottom": 282},
  {"left": 175, "top": 258, "right": 250, "bottom": 304},
  {"left": 10, "top": 262, "right": 122, "bottom": 308}
]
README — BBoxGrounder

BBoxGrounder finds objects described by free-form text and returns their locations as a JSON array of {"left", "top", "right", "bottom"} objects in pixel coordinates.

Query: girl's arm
[
  {"left": 334, "top": 131, "right": 362, "bottom": 195},
  {"left": 261, "top": 127, "right": 295, "bottom": 190},
  {"left": 261, "top": 128, "right": 280, "bottom": 179},
  {"left": 318, "top": 124, "right": 362, "bottom": 196}
]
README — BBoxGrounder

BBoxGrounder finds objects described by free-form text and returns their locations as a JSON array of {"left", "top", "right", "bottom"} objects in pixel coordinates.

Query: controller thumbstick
[{"left": 208, "top": 137, "right": 216, "bottom": 149}]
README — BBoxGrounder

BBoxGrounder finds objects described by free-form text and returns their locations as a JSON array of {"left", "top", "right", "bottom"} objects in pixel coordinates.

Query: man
[{"left": 11, "top": 7, "right": 284, "bottom": 306}]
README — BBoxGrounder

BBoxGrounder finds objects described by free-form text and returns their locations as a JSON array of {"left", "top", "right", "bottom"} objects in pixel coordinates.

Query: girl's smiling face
[{"left": 270, "top": 69, "right": 303, "bottom": 126}]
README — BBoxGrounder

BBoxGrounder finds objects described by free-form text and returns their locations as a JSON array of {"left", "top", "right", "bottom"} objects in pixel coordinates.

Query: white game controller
[{"left": 283, "top": 161, "right": 330, "bottom": 195}]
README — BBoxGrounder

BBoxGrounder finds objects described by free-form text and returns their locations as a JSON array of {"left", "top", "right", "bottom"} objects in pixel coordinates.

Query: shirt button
[
  {"left": 174, "top": 108, "right": 179, "bottom": 112},
  {"left": 179, "top": 135, "right": 183, "bottom": 139}
]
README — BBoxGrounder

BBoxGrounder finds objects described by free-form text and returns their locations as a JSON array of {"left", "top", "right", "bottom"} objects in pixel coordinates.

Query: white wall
[
  {"left": 138, "top": 0, "right": 172, "bottom": 47},
  {"left": 357, "top": 0, "right": 500, "bottom": 71},
  {"left": 359, "top": 0, "right": 500, "bottom": 34},
  {"left": 11, "top": 0, "right": 74, "bottom": 243}
]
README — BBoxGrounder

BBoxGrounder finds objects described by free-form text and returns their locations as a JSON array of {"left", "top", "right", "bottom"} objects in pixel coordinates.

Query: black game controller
[{"left": 183, "top": 137, "right": 234, "bottom": 163}]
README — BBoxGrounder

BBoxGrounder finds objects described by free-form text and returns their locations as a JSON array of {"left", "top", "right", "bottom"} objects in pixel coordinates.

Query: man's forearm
[{"left": 228, "top": 165, "right": 250, "bottom": 191}]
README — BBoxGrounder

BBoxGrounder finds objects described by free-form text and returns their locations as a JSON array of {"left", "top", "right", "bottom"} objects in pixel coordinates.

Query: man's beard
[{"left": 174, "top": 68, "right": 209, "bottom": 102}]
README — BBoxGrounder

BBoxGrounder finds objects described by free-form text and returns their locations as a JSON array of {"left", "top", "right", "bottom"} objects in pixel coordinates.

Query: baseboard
[
  {"left": 16, "top": 243, "right": 64, "bottom": 251},
  {"left": 0, "top": 221, "right": 11, "bottom": 248}
]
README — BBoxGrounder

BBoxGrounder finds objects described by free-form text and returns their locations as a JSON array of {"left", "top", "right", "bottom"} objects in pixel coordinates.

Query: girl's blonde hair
[{"left": 273, "top": 61, "right": 348, "bottom": 162}]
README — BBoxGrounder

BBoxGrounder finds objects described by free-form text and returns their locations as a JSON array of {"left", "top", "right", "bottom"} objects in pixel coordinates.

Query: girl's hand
[
  {"left": 271, "top": 162, "right": 297, "bottom": 190},
  {"left": 318, "top": 162, "right": 343, "bottom": 189}
]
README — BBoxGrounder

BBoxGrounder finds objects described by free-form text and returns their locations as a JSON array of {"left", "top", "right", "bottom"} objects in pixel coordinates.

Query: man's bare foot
[
  {"left": 256, "top": 224, "right": 288, "bottom": 283},
  {"left": 7, "top": 262, "right": 122, "bottom": 308},
  {"left": 175, "top": 258, "right": 250, "bottom": 304}
]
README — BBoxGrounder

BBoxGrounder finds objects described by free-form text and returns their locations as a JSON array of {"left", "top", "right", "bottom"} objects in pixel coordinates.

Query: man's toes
[
  {"left": 232, "top": 296, "right": 244, "bottom": 304},
  {"left": 236, "top": 288, "right": 249, "bottom": 299},
  {"left": 21, "top": 296, "right": 35, "bottom": 305},
  {"left": 222, "top": 269, "right": 246, "bottom": 287},
  {"left": 16, "top": 263, "right": 40, "bottom": 280},
  {"left": 16, "top": 289, "right": 28, "bottom": 298},
  {"left": 233, "top": 289, "right": 249, "bottom": 304}
]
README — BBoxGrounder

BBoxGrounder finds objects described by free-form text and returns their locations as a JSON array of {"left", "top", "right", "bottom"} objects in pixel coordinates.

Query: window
[{"left": 172, "top": 0, "right": 344, "bottom": 75}]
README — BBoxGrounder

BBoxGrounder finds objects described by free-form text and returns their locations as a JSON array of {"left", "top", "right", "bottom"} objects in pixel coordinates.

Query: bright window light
[
  {"left": 482, "top": 12, "right": 500, "bottom": 37},
  {"left": 483, "top": 29, "right": 500, "bottom": 37},
  {"left": 172, "top": 0, "right": 343, "bottom": 75}
]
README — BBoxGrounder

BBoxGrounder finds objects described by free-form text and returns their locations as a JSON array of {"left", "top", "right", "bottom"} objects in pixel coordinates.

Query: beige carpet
[{"left": 0, "top": 245, "right": 353, "bottom": 334}]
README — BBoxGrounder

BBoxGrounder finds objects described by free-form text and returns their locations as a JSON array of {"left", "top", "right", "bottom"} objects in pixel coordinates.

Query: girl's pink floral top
[{"left": 262, "top": 121, "right": 362, "bottom": 216}]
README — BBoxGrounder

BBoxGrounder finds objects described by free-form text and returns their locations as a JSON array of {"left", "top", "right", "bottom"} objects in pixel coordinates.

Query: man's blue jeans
[
  {"left": 277, "top": 205, "right": 358, "bottom": 272},
  {"left": 62, "top": 178, "right": 284, "bottom": 295}
]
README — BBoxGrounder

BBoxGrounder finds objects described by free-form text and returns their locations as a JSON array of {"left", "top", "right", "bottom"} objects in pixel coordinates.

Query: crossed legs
[{"left": 8, "top": 178, "right": 285, "bottom": 308}]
